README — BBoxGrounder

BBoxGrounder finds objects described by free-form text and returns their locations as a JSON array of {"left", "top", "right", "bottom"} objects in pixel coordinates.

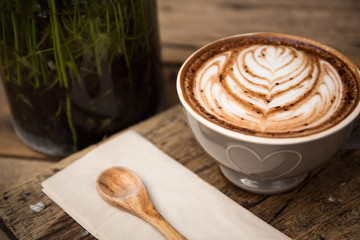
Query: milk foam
[{"left": 193, "top": 45, "right": 344, "bottom": 134}]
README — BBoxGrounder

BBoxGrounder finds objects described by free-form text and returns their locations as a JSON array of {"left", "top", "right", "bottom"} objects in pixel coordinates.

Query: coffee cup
[{"left": 177, "top": 33, "right": 360, "bottom": 194}]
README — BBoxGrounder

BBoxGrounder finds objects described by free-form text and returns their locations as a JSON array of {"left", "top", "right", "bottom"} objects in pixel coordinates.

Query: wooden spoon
[{"left": 96, "top": 166, "right": 186, "bottom": 240}]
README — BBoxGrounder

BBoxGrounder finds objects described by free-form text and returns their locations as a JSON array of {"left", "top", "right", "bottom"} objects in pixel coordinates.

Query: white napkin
[{"left": 42, "top": 130, "right": 290, "bottom": 240}]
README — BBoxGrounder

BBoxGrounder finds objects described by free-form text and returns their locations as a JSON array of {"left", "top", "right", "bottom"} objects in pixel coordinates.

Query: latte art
[
  {"left": 193, "top": 45, "right": 343, "bottom": 134},
  {"left": 182, "top": 34, "right": 359, "bottom": 138}
]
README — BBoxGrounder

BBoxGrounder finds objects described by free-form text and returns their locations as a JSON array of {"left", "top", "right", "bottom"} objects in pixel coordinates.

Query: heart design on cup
[{"left": 226, "top": 145, "right": 302, "bottom": 180}]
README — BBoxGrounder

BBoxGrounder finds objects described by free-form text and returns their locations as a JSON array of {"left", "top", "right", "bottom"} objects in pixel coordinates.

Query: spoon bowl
[
  {"left": 96, "top": 166, "right": 186, "bottom": 240},
  {"left": 97, "top": 167, "right": 141, "bottom": 199}
]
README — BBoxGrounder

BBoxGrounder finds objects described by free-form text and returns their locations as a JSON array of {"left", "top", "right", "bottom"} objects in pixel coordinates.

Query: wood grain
[
  {"left": 0, "top": 157, "right": 53, "bottom": 189},
  {"left": 0, "top": 0, "right": 359, "bottom": 239},
  {"left": 158, "top": 0, "right": 360, "bottom": 66},
  {"left": 1, "top": 106, "right": 359, "bottom": 239}
]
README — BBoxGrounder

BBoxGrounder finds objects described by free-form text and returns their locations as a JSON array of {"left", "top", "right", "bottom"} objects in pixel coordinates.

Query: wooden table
[{"left": 1, "top": 0, "right": 359, "bottom": 239}]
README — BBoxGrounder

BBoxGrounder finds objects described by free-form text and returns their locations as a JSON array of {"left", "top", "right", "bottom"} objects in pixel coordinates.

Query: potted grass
[{"left": 0, "top": 0, "right": 162, "bottom": 156}]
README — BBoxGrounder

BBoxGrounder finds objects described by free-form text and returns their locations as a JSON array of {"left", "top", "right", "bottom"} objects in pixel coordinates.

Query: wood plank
[
  {"left": 0, "top": 157, "right": 54, "bottom": 191},
  {"left": 158, "top": 0, "right": 360, "bottom": 65},
  {"left": 0, "top": 0, "right": 359, "bottom": 239},
  {"left": 161, "top": 63, "right": 181, "bottom": 108},
  {"left": 0, "top": 105, "right": 359, "bottom": 239},
  {"left": 0, "top": 147, "right": 98, "bottom": 240}
]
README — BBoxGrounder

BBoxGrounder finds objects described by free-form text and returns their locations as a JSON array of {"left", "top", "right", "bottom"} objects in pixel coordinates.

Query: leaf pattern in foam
[{"left": 193, "top": 45, "right": 343, "bottom": 133}]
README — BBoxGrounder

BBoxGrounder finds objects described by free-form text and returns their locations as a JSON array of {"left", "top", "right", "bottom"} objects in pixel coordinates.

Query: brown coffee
[{"left": 180, "top": 33, "right": 360, "bottom": 138}]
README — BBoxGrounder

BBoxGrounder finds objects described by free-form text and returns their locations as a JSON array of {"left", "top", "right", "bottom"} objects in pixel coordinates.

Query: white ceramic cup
[{"left": 177, "top": 33, "right": 360, "bottom": 194}]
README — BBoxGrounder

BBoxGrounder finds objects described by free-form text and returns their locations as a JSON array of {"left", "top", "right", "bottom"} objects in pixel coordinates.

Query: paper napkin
[{"left": 42, "top": 130, "right": 290, "bottom": 240}]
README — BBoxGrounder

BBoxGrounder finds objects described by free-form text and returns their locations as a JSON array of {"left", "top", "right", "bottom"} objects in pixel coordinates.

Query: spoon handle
[{"left": 142, "top": 206, "right": 187, "bottom": 240}]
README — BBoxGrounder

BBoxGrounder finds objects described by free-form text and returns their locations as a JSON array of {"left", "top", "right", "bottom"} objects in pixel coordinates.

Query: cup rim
[{"left": 176, "top": 32, "right": 360, "bottom": 145}]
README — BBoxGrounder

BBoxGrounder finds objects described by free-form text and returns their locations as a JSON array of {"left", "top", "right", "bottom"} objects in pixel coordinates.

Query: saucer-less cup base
[
  {"left": 219, "top": 165, "right": 308, "bottom": 194},
  {"left": 183, "top": 109, "right": 352, "bottom": 194}
]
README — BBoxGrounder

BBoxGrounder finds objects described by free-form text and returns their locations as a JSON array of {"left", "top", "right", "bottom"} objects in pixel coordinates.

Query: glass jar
[{"left": 0, "top": 0, "right": 162, "bottom": 156}]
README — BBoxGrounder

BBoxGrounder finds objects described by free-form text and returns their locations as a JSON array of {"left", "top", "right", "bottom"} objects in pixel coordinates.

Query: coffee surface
[{"left": 182, "top": 34, "right": 359, "bottom": 137}]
